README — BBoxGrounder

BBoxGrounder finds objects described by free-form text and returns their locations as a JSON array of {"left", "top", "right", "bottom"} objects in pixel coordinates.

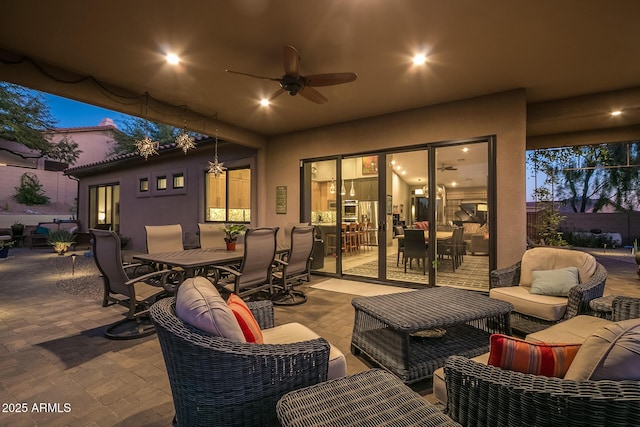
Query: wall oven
[{"left": 342, "top": 200, "right": 358, "bottom": 222}]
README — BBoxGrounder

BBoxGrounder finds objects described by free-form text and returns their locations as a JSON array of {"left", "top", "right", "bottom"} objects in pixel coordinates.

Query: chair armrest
[
  {"left": 612, "top": 296, "right": 640, "bottom": 321},
  {"left": 247, "top": 300, "right": 275, "bottom": 329},
  {"left": 564, "top": 262, "right": 607, "bottom": 319},
  {"left": 444, "top": 355, "right": 640, "bottom": 426},
  {"left": 125, "top": 268, "right": 181, "bottom": 293},
  {"left": 489, "top": 261, "right": 521, "bottom": 288}
]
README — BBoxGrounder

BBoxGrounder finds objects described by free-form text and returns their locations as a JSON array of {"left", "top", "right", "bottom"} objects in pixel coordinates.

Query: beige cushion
[
  {"left": 520, "top": 247, "right": 596, "bottom": 287},
  {"left": 489, "top": 286, "right": 567, "bottom": 321},
  {"left": 433, "top": 353, "right": 489, "bottom": 404},
  {"left": 565, "top": 318, "right": 640, "bottom": 381},
  {"left": 175, "top": 277, "right": 246, "bottom": 342},
  {"left": 526, "top": 315, "right": 612, "bottom": 344},
  {"left": 262, "top": 322, "right": 347, "bottom": 380}
]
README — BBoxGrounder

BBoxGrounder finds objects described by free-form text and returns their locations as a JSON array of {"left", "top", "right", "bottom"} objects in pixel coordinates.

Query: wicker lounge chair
[
  {"left": 150, "top": 297, "right": 334, "bottom": 427},
  {"left": 490, "top": 247, "right": 607, "bottom": 334}
]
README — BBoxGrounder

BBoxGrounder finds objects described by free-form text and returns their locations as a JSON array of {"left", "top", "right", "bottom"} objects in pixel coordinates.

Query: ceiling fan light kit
[{"left": 226, "top": 45, "right": 357, "bottom": 104}]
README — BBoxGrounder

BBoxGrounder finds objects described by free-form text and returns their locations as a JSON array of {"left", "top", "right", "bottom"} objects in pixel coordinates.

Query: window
[
  {"left": 205, "top": 168, "right": 251, "bottom": 222},
  {"left": 173, "top": 173, "right": 185, "bottom": 189},
  {"left": 88, "top": 183, "right": 120, "bottom": 232},
  {"left": 139, "top": 178, "right": 149, "bottom": 192},
  {"left": 157, "top": 176, "right": 167, "bottom": 190}
]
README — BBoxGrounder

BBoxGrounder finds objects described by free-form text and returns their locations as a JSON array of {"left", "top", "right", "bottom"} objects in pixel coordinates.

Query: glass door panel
[
  {"left": 386, "top": 150, "right": 430, "bottom": 285},
  {"left": 309, "top": 159, "right": 338, "bottom": 274},
  {"left": 434, "top": 142, "right": 490, "bottom": 291},
  {"left": 340, "top": 156, "right": 380, "bottom": 279}
]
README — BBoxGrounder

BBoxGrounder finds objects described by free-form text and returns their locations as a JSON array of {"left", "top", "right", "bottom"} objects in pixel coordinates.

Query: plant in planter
[
  {"left": 47, "top": 229, "right": 76, "bottom": 255},
  {"left": 11, "top": 221, "right": 24, "bottom": 237},
  {"left": 0, "top": 239, "right": 14, "bottom": 258},
  {"left": 223, "top": 224, "right": 246, "bottom": 251}
]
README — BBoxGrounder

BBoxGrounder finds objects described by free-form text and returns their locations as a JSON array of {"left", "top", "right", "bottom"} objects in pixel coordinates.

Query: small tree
[{"left": 13, "top": 173, "right": 49, "bottom": 205}]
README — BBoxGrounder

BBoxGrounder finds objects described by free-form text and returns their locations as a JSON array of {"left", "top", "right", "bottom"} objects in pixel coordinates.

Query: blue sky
[{"left": 42, "top": 92, "right": 131, "bottom": 128}]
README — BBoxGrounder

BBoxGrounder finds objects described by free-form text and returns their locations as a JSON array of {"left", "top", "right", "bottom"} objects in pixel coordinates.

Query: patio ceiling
[{"left": 1, "top": 1, "right": 640, "bottom": 139}]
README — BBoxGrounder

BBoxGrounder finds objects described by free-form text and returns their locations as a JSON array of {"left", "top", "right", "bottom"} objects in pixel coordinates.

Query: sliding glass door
[{"left": 303, "top": 137, "right": 493, "bottom": 290}]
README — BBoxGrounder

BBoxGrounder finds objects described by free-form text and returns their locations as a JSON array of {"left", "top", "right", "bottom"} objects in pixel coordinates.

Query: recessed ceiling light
[
  {"left": 611, "top": 110, "right": 622, "bottom": 116},
  {"left": 260, "top": 99, "right": 270, "bottom": 107},
  {"left": 450, "top": 181, "right": 457, "bottom": 187},
  {"left": 166, "top": 53, "right": 180, "bottom": 65},
  {"left": 412, "top": 54, "right": 427, "bottom": 65},
  {"left": 462, "top": 147, "right": 469, "bottom": 153}
]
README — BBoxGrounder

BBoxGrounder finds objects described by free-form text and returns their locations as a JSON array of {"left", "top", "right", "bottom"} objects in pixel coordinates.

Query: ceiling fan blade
[
  {"left": 305, "top": 72, "right": 358, "bottom": 87},
  {"left": 226, "top": 69, "right": 279, "bottom": 81},
  {"left": 283, "top": 45, "right": 300, "bottom": 78},
  {"left": 298, "top": 86, "right": 328, "bottom": 104},
  {"left": 269, "top": 88, "right": 286, "bottom": 101}
]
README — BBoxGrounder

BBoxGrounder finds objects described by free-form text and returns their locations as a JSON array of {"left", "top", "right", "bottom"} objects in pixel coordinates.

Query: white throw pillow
[{"left": 175, "top": 277, "right": 246, "bottom": 342}]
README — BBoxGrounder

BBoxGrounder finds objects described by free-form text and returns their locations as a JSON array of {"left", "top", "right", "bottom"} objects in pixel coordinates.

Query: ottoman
[{"left": 277, "top": 369, "right": 460, "bottom": 427}]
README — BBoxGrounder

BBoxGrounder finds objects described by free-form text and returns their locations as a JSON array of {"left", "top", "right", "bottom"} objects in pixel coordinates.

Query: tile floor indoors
[{"left": 0, "top": 246, "right": 638, "bottom": 426}]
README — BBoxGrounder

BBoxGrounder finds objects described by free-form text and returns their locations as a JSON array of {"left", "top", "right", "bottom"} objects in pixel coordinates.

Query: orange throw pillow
[
  {"left": 227, "top": 294, "right": 264, "bottom": 344},
  {"left": 488, "top": 334, "right": 581, "bottom": 378}
]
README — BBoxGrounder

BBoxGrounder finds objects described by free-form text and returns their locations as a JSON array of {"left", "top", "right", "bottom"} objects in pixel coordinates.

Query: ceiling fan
[
  {"left": 437, "top": 164, "right": 458, "bottom": 171},
  {"left": 226, "top": 45, "right": 357, "bottom": 104}
]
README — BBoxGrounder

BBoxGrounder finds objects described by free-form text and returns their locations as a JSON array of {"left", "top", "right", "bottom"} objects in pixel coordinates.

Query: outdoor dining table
[{"left": 132, "top": 244, "right": 290, "bottom": 278}]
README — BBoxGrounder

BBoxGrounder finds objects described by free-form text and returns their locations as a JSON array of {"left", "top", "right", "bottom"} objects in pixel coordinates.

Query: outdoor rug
[
  {"left": 343, "top": 254, "right": 490, "bottom": 292},
  {"left": 311, "top": 278, "right": 415, "bottom": 297}
]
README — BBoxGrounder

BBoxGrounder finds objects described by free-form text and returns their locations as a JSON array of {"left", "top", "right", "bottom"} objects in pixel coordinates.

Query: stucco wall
[{"left": 263, "top": 90, "right": 527, "bottom": 269}]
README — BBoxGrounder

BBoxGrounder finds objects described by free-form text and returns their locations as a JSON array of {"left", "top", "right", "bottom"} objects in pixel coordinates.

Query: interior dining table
[{"left": 396, "top": 231, "right": 453, "bottom": 244}]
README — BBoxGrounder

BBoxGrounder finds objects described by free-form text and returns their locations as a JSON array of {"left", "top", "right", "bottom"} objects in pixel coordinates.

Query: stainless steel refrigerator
[{"left": 358, "top": 201, "right": 379, "bottom": 245}]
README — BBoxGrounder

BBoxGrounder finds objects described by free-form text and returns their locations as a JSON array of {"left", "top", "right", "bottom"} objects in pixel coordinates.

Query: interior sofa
[
  {"left": 489, "top": 246, "right": 607, "bottom": 333},
  {"left": 434, "top": 296, "right": 640, "bottom": 426}
]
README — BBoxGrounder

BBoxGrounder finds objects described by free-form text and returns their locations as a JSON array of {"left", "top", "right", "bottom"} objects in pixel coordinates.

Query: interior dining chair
[
  {"left": 197, "top": 223, "right": 226, "bottom": 249},
  {"left": 395, "top": 225, "right": 405, "bottom": 267},
  {"left": 271, "top": 225, "right": 314, "bottom": 305},
  {"left": 213, "top": 227, "right": 279, "bottom": 299},
  {"left": 91, "top": 228, "right": 176, "bottom": 339},
  {"left": 403, "top": 229, "right": 428, "bottom": 275}
]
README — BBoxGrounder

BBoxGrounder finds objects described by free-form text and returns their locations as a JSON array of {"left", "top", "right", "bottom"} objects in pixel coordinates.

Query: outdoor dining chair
[
  {"left": 91, "top": 228, "right": 178, "bottom": 339},
  {"left": 271, "top": 225, "right": 314, "bottom": 305},
  {"left": 212, "top": 227, "right": 279, "bottom": 299}
]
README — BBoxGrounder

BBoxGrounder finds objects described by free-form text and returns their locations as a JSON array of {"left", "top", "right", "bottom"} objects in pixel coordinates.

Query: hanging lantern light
[
  {"left": 208, "top": 128, "right": 226, "bottom": 177},
  {"left": 175, "top": 108, "right": 196, "bottom": 154},
  {"left": 329, "top": 177, "right": 336, "bottom": 194},
  {"left": 135, "top": 93, "right": 159, "bottom": 160}
]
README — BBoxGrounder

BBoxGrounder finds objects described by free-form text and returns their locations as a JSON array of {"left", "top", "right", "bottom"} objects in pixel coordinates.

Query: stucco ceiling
[{"left": 2, "top": 1, "right": 640, "bottom": 138}]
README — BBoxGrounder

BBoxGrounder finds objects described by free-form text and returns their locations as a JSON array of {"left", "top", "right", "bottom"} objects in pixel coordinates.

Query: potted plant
[
  {"left": 223, "top": 224, "right": 245, "bottom": 251},
  {"left": 47, "top": 229, "right": 76, "bottom": 255},
  {"left": 0, "top": 239, "right": 14, "bottom": 258},
  {"left": 11, "top": 221, "right": 24, "bottom": 237}
]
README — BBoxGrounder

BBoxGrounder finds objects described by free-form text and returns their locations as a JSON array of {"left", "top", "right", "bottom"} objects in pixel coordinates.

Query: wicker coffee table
[{"left": 351, "top": 287, "right": 513, "bottom": 383}]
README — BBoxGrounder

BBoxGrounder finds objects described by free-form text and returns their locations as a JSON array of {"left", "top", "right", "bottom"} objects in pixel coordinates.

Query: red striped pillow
[
  {"left": 227, "top": 294, "right": 264, "bottom": 344},
  {"left": 488, "top": 334, "right": 581, "bottom": 378}
]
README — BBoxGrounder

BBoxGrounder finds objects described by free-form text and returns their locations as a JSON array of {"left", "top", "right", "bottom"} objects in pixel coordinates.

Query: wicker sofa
[
  {"left": 150, "top": 297, "right": 338, "bottom": 427},
  {"left": 439, "top": 296, "right": 640, "bottom": 426},
  {"left": 489, "top": 247, "right": 607, "bottom": 334}
]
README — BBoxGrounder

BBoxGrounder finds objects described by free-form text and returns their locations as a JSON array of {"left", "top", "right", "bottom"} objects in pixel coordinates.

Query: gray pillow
[
  {"left": 175, "top": 277, "right": 245, "bottom": 342},
  {"left": 565, "top": 318, "right": 640, "bottom": 381},
  {"left": 530, "top": 266, "right": 579, "bottom": 296}
]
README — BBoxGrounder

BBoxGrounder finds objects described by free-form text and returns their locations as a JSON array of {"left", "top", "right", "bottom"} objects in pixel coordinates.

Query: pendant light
[
  {"left": 135, "top": 93, "right": 159, "bottom": 160},
  {"left": 208, "top": 128, "right": 227, "bottom": 177},
  {"left": 340, "top": 179, "right": 346, "bottom": 196},
  {"left": 349, "top": 180, "right": 355, "bottom": 197},
  {"left": 329, "top": 177, "right": 336, "bottom": 194}
]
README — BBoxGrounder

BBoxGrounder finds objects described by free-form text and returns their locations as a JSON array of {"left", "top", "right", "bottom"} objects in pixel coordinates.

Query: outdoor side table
[
  {"left": 277, "top": 369, "right": 461, "bottom": 427},
  {"left": 589, "top": 295, "right": 616, "bottom": 319},
  {"left": 351, "top": 287, "right": 513, "bottom": 383}
]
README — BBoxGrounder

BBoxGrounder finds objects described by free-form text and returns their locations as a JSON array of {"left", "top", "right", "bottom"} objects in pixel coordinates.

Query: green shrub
[
  {"left": 563, "top": 230, "right": 615, "bottom": 248},
  {"left": 13, "top": 173, "right": 49, "bottom": 205}
]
